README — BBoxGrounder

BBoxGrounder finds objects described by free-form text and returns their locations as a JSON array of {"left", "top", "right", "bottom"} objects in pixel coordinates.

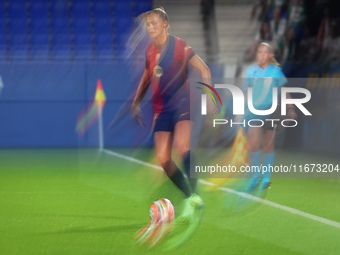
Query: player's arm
[
  {"left": 189, "top": 55, "right": 218, "bottom": 115},
  {"left": 131, "top": 67, "right": 150, "bottom": 127},
  {"left": 189, "top": 54, "right": 211, "bottom": 79},
  {"left": 285, "top": 92, "right": 298, "bottom": 119},
  {"left": 275, "top": 68, "right": 297, "bottom": 120},
  {"left": 132, "top": 67, "right": 150, "bottom": 109}
]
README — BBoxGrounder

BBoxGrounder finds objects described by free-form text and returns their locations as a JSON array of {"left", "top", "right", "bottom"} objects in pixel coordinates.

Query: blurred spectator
[
  {"left": 293, "top": 27, "right": 318, "bottom": 62},
  {"left": 287, "top": 0, "right": 306, "bottom": 27},
  {"left": 245, "top": 0, "right": 340, "bottom": 66},
  {"left": 250, "top": 0, "right": 269, "bottom": 22},
  {"left": 276, "top": 28, "right": 295, "bottom": 62},
  {"left": 270, "top": 0, "right": 286, "bottom": 11},
  {"left": 318, "top": 16, "right": 340, "bottom": 65},
  {"left": 313, "top": 0, "right": 331, "bottom": 28},
  {"left": 332, "top": 18, "right": 340, "bottom": 62},
  {"left": 269, "top": 7, "right": 287, "bottom": 50},
  {"left": 245, "top": 21, "right": 271, "bottom": 62},
  {"left": 250, "top": 0, "right": 288, "bottom": 22},
  {"left": 287, "top": 0, "right": 306, "bottom": 49},
  {"left": 317, "top": 7, "right": 332, "bottom": 51}
]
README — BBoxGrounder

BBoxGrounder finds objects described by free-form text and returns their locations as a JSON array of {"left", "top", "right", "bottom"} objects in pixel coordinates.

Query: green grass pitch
[{"left": 1, "top": 149, "right": 340, "bottom": 255}]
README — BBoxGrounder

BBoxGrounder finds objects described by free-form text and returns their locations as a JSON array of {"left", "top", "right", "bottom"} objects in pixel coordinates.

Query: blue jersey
[{"left": 245, "top": 64, "right": 287, "bottom": 110}]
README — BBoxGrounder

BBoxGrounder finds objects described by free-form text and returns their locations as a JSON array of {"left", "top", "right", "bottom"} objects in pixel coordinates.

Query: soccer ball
[
  {"left": 149, "top": 198, "right": 175, "bottom": 224},
  {"left": 135, "top": 198, "right": 175, "bottom": 248}
]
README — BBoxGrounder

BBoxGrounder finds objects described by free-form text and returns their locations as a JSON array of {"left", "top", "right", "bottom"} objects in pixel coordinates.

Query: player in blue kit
[
  {"left": 245, "top": 42, "right": 297, "bottom": 190},
  {"left": 131, "top": 7, "right": 216, "bottom": 221}
]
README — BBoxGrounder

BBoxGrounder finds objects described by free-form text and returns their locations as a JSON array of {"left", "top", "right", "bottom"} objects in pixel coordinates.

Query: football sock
[
  {"left": 164, "top": 160, "right": 191, "bottom": 198},
  {"left": 249, "top": 150, "right": 262, "bottom": 178},
  {"left": 183, "top": 151, "right": 197, "bottom": 193},
  {"left": 262, "top": 152, "right": 275, "bottom": 182}
]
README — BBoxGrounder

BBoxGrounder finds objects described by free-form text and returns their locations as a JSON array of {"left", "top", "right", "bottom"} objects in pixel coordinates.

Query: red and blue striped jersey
[{"left": 146, "top": 35, "right": 195, "bottom": 113}]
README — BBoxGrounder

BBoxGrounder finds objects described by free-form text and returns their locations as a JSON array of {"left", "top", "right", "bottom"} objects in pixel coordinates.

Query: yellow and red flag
[
  {"left": 207, "top": 126, "right": 249, "bottom": 190},
  {"left": 76, "top": 80, "right": 106, "bottom": 137},
  {"left": 226, "top": 126, "right": 249, "bottom": 168}
]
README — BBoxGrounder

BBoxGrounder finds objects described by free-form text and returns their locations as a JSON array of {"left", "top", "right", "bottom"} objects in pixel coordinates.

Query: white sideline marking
[
  {"left": 104, "top": 149, "right": 163, "bottom": 170},
  {"left": 103, "top": 149, "right": 340, "bottom": 229}
]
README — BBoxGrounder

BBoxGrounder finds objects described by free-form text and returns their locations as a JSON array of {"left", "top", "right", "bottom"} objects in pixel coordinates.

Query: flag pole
[
  {"left": 98, "top": 104, "right": 104, "bottom": 151},
  {"left": 94, "top": 79, "right": 106, "bottom": 151}
]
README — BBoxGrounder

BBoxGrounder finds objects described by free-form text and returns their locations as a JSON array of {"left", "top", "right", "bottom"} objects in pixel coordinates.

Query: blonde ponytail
[{"left": 270, "top": 55, "right": 280, "bottom": 66}]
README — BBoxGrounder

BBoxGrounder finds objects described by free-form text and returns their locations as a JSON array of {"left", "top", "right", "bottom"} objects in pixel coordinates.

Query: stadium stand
[{"left": 0, "top": 0, "right": 152, "bottom": 62}]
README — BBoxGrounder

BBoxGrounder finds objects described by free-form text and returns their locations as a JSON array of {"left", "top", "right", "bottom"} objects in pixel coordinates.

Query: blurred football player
[{"left": 132, "top": 7, "right": 216, "bottom": 221}]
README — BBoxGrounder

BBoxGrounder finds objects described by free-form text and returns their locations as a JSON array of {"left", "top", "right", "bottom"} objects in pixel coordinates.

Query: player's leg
[
  {"left": 262, "top": 128, "right": 276, "bottom": 188},
  {"left": 154, "top": 131, "right": 191, "bottom": 198},
  {"left": 248, "top": 126, "right": 262, "bottom": 152},
  {"left": 174, "top": 120, "right": 197, "bottom": 193},
  {"left": 248, "top": 126, "right": 262, "bottom": 189},
  {"left": 173, "top": 119, "right": 203, "bottom": 229}
]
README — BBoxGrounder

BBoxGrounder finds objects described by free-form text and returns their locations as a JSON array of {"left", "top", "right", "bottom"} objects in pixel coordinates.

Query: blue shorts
[{"left": 153, "top": 108, "right": 190, "bottom": 133}]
